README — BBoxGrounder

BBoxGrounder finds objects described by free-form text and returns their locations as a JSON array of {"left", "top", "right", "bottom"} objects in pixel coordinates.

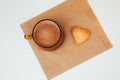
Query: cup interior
[{"left": 32, "top": 19, "right": 62, "bottom": 49}]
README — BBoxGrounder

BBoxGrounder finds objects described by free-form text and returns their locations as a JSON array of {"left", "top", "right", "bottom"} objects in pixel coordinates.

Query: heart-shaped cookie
[{"left": 72, "top": 26, "right": 90, "bottom": 45}]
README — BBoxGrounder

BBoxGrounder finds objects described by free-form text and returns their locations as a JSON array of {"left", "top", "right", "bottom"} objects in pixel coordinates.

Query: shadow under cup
[{"left": 31, "top": 19, "right": 64, "bottom": 51}]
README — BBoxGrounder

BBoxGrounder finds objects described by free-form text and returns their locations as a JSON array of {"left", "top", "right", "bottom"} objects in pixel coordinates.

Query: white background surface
[{"left": 0, "top": 0, "right": 120, "bottom": 80}]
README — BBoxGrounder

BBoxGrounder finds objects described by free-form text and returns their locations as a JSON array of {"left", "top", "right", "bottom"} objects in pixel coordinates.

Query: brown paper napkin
[{"left": 20, "top": 0, "right": 112, "bottom": 79}]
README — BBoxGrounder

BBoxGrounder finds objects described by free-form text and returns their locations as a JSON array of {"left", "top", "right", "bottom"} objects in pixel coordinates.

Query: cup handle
[{"left": 24, "top": 34, "right": 32, "bottom": 39}]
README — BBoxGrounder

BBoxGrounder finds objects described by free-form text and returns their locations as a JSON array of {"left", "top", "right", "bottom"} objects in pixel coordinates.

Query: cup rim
[{"left": 32, "top": 19, "right": 64, "bottom": 50}]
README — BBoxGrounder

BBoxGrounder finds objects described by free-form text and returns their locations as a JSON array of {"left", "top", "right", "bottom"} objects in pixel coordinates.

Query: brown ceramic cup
[{"left": 24, "top": 19, "right": 64, "bottom": 51}]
